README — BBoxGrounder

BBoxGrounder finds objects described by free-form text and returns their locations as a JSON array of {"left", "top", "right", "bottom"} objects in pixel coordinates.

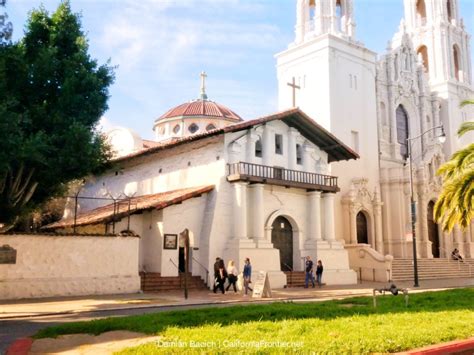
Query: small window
[
  {"left": 188, "top": 123, "right": 199, "bottom": 134},
  {"left": 255, "top": 138, "right": 263, "bottom": 158},
  {"left": 173, "top": 124, "right": 180, "bottom": 134},
  {"left": 354, "top": 75, "right": 358, "bottom": 90},
  {"left": 275, "top": 134, "right": 283, "bottom": 155},
  {"left": 296, "top": 144, "right": 303, "bottom": 165},
  {"left": 206, "top": 123, "right": 216, "bottom": 131}
]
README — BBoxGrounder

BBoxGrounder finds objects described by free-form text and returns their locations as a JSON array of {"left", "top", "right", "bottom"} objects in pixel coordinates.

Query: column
[
  {"left": 374, "top": 203, "right": 384, "bottom": 254},
  {"left": 303, "top": 144, "right": 314, "bottom": 172},
  {"left": 418, "top": 191, "right": 430, "bottom": 257},
  {"left": 288, "top": 128, "right": 298, "bottom": 170},
  {"left": 349, "top": 205, "right": 358, "bottom": 244},
  {"left": 250, "top": 184, "right": 270, "bottom": 247},
  {"left": 295, "top": 0, "right": 304, "bottom": 43},
  {"left": 233, "top": 182, "right": 248, "bottom": 240},
  {"left": 322, "top": 193, "right": 336, "bottom": 242},
  {"left": 246, "top": 131, "right": 258, "bottom": 163},
  {"left": 262, "top": 124, "right": 272, "bottom": 166},
  {"left": 307, "top": 191, "right": 322, "bottom": 242}
]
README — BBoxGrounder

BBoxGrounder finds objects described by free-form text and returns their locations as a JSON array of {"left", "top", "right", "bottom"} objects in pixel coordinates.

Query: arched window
[
  {"left": 396, "top": 105, "right": 409, "bottom": 160},
  {"left": 356, "top": 212, "right": 368, "bottom": 244},
  {"left": 173, "top": 124, "right": 180, "bottom": 134},
  {"left": 416, "top": 0, "right": 427, "bottom": 25},
  {"left": 336, "top": 0, "right": 343, "bottom": 32},
  {"left": 447, "top": 0, "right": 453, "bottom": 21},
  {"left": 453, "top": 44, "right": 461, "bottom": 81},
  {"left": 417, "top": 45, "right": 429, "bottom": 73},
  {"left": 188, "top": 123, "right": 199, "bottom": 134},
  {"left": 206, "top": 123, "right": 216, "bottom": 131},
  {"left": 255, "top": 138, "right": 263, "bottom": 158}
]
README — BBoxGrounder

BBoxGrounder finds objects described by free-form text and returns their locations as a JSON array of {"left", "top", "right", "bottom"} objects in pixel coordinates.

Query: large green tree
[
  {"left": 434, "top": 100, "right": 473, "bottom": 232},
  {"left": 0, "top": 1, "right": 113, "bottom": 231}
]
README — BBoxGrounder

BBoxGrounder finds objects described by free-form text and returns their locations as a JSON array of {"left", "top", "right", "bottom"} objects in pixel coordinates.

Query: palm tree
[{"left": 434, "top": 100, "right": 474, "bottom": 232}]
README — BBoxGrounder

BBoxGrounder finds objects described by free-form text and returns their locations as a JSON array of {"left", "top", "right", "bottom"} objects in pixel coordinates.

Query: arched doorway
[
  {"left": 427, "top": 201, "right": 440, "bottom": 258},
  {"left": 271, "top": 216, "right": 293, "bottom": 271},
  {"left": 356, "top": 212, "right": 369, "bottom": 244}
]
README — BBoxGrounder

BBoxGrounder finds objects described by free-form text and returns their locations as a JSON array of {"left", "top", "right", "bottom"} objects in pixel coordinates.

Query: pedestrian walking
[
  {"left": 243, "top": 257, "right": 252, "bottom": 295},
  {"left": 226, "top": 260, "right": 238, "bottom": 292},
  {"left": 316, "top": 260, "right": 324, "bottom": 287},
  {"left": 304, "top": 256, "right": 315, "bottom": 288}
]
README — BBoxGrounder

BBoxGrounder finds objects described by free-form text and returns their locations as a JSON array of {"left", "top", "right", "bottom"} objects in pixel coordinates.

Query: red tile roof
[
  {"left": 158, "top": 99, "right": 242, "bottom": 122},
  {"left": 115, "top": 108, "right": 359, "bottom": 164},
  {"left": 43, "top": 186, "right": 214, "bottom": 230}
]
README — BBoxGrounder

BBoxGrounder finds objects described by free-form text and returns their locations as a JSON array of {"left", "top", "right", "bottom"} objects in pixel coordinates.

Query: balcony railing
[{"left": 227, "top": 162, "right": 339, "bottom": 192}]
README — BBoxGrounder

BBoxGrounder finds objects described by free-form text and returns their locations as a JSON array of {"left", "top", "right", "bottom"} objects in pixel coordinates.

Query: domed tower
[{"left": 153, "top": 72, "right": 242, "bottom": 142}]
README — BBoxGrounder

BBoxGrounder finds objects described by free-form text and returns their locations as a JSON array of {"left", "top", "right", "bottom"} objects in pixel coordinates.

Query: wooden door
[
  {"left": 356, "top": 212, "right": 369, "bottom": 244},
  {"left": 271, "top": 216, "right": 293, "bottom": 271}
]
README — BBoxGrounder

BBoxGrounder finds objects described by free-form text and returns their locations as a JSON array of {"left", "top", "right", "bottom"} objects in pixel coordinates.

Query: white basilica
[
  {"left": 48, "top": 0, "right": 473, "bottom": 288},
  {"left": 277, "top": 0, "right": 473, "bottom": 261}
]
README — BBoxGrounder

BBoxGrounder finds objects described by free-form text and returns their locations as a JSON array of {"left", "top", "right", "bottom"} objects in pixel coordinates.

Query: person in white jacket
[{"left": 226, "top": 260, "right": 238, "bottom": 292}]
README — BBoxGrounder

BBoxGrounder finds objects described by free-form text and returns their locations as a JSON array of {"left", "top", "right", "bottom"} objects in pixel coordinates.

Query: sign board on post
[{"left": 252, "top": 271, "right": 272, "bottom": 298}]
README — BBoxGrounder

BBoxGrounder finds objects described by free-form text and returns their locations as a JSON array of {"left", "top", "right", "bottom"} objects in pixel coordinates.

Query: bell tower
[
  {"left": 402, "top": 0, "right": 472, "bottom": 85},
  {"left": 295, "top": 0, "right": 356, "bottom": 45},
  {"left": 276, "top": 0, "right": 381, "bottom": 249},
  {"left": 401, "top": 0, "right": 473, "bottom": 154}
]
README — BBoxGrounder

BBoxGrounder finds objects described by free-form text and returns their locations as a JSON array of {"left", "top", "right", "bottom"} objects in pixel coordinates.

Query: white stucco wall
[{"left": 0, "top": 235, "right": 140, "bottom": 300}]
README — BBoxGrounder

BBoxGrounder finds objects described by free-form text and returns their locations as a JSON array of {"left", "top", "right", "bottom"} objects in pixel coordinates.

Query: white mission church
[{"left": 47, "top": 0, "right": 473, "bottom": 288}]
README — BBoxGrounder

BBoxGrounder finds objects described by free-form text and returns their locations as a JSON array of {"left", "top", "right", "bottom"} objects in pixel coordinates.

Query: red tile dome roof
[{"left": 158, "top": 99, "right": 242, "bottom": 122}]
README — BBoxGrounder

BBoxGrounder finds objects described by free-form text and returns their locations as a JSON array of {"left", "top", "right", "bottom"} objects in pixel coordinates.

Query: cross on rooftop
[
  {"left": 200, "top": 71, "right": 208, "bottom": 100},
  {"left": 287, "top": 77, "right": 301, "bottom": 107}
]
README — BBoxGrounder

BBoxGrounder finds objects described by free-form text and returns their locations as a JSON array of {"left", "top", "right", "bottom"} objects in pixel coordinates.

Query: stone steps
[
  {"left": 284, "top": 271, "right": 321, "bottom": 287},
  {"left": 391, "top": 258, "right": 474, "bottom": 281},
  {"left": 140, "top": 272, "right": 208, "bottom": 292}
]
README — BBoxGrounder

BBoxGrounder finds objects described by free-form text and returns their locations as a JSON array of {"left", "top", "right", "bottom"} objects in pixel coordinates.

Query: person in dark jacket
[
  {"left": 316, "top": 260, "right": 324, "bottom": 287},
  {"left": 304, "top": 256, "right": 315, "bottom": 288},
  {"left": 213, "top": 258, "right": 227, "bottom": 294},
  {"left": 243, "top": 257, "right": 252, "bottom": 295},
  {"left": 213, "top": 257, "right": 222, "bottom": 293}
]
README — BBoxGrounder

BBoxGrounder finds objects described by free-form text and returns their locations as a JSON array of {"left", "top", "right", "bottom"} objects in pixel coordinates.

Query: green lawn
[{"left": 35, "top": 288, "right": 474, "bottom": 354}]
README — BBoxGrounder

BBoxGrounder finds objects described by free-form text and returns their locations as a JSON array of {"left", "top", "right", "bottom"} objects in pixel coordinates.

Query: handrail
[
  {"left": 282, "top": 262, "right": 293, "bottom": 287},
  {"left": 228, "top": 161, "right": 338, "bottom": 188},
  {"left": 168, "top": 258, "right": 180, "bottom": 271},
  {"left": 192, "top": 256, "right": 209, "bottom": 285}
]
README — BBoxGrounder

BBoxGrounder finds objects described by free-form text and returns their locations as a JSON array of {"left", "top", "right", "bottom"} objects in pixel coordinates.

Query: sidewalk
[{"left": 2, "top": 277, "right": 473, "bottom": 320}]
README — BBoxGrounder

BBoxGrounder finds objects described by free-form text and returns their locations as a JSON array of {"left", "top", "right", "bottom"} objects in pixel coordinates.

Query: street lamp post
[{"left": 406, "top": 124, "right": 446, "bottom": 288}]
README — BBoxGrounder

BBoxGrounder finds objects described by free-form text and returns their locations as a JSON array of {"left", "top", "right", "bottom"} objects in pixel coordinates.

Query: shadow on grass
[{"left": 34, "top": 288, "right": 474, "bottom": 339}]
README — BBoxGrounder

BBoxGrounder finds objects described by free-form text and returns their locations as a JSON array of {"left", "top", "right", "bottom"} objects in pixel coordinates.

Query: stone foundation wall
[{"left": 0, "top": 234, "right": 140, "bottom": 300}]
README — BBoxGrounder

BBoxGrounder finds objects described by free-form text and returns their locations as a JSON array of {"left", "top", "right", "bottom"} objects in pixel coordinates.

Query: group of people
[
  {"left": 304, "top": 256, "right": 324, "bottom": 288},
  {"left": 213, "top": 257, "right": 253, "bottom": 295}
]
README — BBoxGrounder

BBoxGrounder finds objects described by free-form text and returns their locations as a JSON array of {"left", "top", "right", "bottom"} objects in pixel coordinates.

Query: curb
[
  {"left": 0, "top": 293, "right": 345, "bottom": 320},
  {"left": 401, "top": 337, "right": 474, "bottom": 354},
  {"left": 5, "top": 338, "right": 33, "bottom": 355}
]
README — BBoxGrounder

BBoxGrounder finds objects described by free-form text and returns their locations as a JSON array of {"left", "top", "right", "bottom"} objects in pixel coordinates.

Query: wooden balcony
[{"left": 227, "top": 162, "right": 339, "bottom": 192}]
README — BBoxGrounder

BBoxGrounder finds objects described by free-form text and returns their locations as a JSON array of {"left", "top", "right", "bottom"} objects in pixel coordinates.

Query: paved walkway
[
  {"left": 2, "top": 278, "right": 474, "bottom": 320},
  {"left": 2, "top": 278, "right": 473, "bottom": 354}
]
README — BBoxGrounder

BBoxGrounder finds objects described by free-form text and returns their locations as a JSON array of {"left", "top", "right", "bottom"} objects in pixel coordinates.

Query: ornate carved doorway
[
  {"left": 356, "top": 212, "right": 369, "bottom": 244},
  {"left": 271, "top": 216, "right": 293, "bottom": 271},
  {"left": 427, "top": 201, "right": 440, "bottom": 258}
]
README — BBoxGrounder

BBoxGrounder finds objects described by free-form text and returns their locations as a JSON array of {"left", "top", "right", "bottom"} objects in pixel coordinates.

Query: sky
[{"left": 5, "top": 0, "right": 474, "bottom": 140}]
